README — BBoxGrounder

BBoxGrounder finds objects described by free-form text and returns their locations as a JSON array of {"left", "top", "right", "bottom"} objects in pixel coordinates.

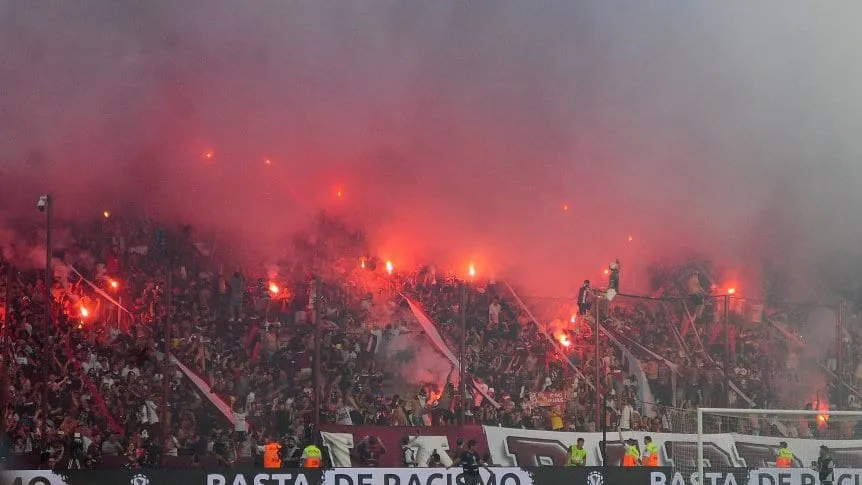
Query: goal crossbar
[
  {"left": 696, "top": 408, "right": 862, "bottom": 482},
  {"left": 698, "top": 407, "right": 859, "bottom": 416}
]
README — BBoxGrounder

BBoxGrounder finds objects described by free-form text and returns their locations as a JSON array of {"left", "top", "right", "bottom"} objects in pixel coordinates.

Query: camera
[{"left": 37, "top": 195, "right": 48, "bottom": 212}]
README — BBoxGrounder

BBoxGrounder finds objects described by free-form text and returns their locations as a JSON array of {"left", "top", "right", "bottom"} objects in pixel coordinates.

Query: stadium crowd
[{"left": 0, "top": 213, "right": 857, "bottom": 470}]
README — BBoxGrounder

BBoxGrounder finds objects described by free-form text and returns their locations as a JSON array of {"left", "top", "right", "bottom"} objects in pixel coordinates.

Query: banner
[
  {"left": 650, "top": 468, "right": 862, "bottom": 485},
  {"left": 169, "top": 353, "right": 236, "bottom": 425},
  {"left": 0, "top": 468, "right": 668, "bottom": 485},
  {"left": 319, "top": 424, "right": 488, "bottom": 468},
  {"left": 599, "top": 325, "right": 659, "bottom": 415},
  {"left": 0, "top": 470, "right": 324, "bottom": 485},
  {"left": 482, "top": 426, "right": 862, "bottom": 469},
  {"left": 324, "top": 467, "right": 533, "bottom": 485},
  {"left": 402, "top": 296, "right": 500, "bottom": 408},
  {"left": 528, "top": 391, "right": 567, "bottom": 407}
]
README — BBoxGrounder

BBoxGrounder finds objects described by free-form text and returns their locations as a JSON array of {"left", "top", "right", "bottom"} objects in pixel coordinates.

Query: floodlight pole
[
  {"left": 723, "top": 295, "right": 730, "bottom": 407},
  {"left": 41, "top": 195, "right": 53, "bottom": 456},
  {"left": 313, "top": 277, "right": 322, "bottom": 429},
  {"left": 837, "top": 301, "right": 845, "bottom": 410},
  {"left": 594, "top": 296, "right": 602, "bottom": 431},
  {"left": 1, "top": 262, "right": 11, "bottom": 433}
]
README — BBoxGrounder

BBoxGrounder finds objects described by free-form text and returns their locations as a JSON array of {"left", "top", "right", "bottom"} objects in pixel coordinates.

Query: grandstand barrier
[{"left": 0, "top": 467, "right": 668, "bottom": 485}]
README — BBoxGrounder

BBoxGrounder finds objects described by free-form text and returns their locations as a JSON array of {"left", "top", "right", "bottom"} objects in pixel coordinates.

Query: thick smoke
[{"left": 3, "top": 1, "right": 862, "bottom": 297}]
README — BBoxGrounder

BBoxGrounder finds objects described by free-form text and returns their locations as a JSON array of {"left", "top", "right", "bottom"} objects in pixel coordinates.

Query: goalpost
[{"left": 697, "top": 408, "right": 862, "bottom": 482}]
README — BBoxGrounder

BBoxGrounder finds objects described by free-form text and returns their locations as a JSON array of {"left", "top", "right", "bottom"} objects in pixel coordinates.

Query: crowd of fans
[{"left": 1, "top": 212, "right": 859, "bottom": 470}]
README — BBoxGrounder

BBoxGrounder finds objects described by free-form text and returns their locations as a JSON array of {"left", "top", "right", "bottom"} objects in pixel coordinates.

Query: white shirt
[
  {"left": 336, "top": 406, "right": 354, "bottom": 425},
  {"left": 489, "top": 303, "right": 501, "bottom": 324},
  {"left": 138, "top": 400, "right": 159, "bottom": 425},
  {"left": 620, "top": 405, "right": 633, "bottom": 429},
  {"left": 233, "top": 412, "right": 248, "bottom": 433}
]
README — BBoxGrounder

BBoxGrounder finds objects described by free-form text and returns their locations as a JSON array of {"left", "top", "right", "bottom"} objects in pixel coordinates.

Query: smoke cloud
[{"left": 3, "top": 1, "right": 862, "bottom": 298}]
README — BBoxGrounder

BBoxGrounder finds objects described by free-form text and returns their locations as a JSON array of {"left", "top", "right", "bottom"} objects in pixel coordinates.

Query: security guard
[
  {"left": 302, "top": 442, "right": 323, "bottom": 468},
  {"left": 643, "top": 436, "right": 659, "bottom": 467},
  {"left": 566, "top": 438, "right": 587, "bottom": 467},
  {"left": 776, "top": 442, "right": 793, "bottom": 468},
  {"left": 622, "top": 439, "right": 640, "bottom": 467},
  {"left": 259, "top": 438, "right": 283, "bottom": 469}
]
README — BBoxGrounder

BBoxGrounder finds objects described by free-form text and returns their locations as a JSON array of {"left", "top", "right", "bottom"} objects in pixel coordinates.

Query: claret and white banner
[
  {"left": 651, "top": 468, "right": 862, "bottom": 485},
  {"left": 482, "top": 426, "right": 862, "bottom": 469},
  {"left": 324, "top": 468, "right": 533, "bottom": 485}
]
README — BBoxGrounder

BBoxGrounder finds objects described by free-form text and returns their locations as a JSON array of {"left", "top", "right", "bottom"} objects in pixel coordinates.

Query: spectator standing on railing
[
  {"left": 687, "top": 271, "right": 706, "bottom": 322},
  {"left": 577, "top": 281, "right": 593, "bottom": 319},
  {"left": 608, "top": 260, "right": 621, "bottom": 294}
]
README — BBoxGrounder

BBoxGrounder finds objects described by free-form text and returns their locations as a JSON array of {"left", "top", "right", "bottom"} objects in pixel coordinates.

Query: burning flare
[
  {"left": 427, "top": 390, "right": 443, "bottom": 406},
  {"left": 80, "top": 306, "right": 89, "bottom": 318},
  {"left": 468, "top": 264, "right": 476, "bottom": 279},
  {"left": 816, "top": 401, "right": 830, "bottom": 427},
  {"left": 269, "top": 283, "right": 279, "bottom": 295},
  {"left": 385, "top": 261, "right": 394, "bottom": 275}
]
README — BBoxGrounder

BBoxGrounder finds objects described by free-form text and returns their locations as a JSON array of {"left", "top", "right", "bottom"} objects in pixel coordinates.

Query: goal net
[{"left": 694, "top": 408, "right": 862, "bottom": 485}]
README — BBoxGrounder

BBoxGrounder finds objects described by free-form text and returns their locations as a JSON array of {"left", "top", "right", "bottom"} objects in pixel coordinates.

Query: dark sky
[{"left": 2, "top": 1, "right": 861, "bottom": 297}]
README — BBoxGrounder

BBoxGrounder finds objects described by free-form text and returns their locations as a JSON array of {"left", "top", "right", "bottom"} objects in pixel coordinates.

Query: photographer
[
  {"left": 353, "top": 435, "right": 386, "bottom": 467},
  {"left": 212, "top": 430, "right": 234, "bottom": 467},
  {"left": 280, "top": 437, "right": 302, "bottom": 468},
  {"left": 67, "top": 432, "right": 86, "bottom": 469},
  {"left": 427, "top": 451, "right": 445, "bottom": 468},
  {"left": 42, "top": 432, "right": 66, "bottom": 470}
]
